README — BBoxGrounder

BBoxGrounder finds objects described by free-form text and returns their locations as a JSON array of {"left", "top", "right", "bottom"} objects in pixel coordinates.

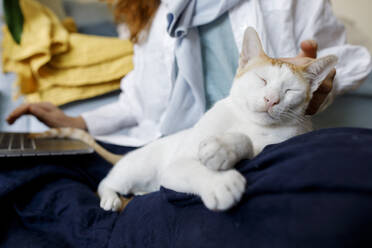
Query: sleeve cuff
[{"left": 81, "top": 101, "right": 137, "bottom": 136}]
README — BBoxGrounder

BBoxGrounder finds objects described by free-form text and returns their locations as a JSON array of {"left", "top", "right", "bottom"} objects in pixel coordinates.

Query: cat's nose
[{"left": 264, "top": 96, "right": 280, "bottom": 107}]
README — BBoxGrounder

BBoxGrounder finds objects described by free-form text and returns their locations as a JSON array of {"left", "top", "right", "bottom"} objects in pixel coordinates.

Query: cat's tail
[{"left": 29, "top": 128, "right": 123, "bottom": 165}]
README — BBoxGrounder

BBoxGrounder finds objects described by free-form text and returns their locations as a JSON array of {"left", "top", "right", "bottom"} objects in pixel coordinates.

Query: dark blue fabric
[{"left": 1, "top": 128, "right": 372, "bottom": 247}]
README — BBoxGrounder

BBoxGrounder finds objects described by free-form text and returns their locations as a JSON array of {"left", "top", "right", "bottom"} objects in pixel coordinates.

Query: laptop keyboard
[
  {"left": 0, "top": 133, "right": 10, "bottom": 150},
  {"left": 0, "top": 133, "right": 36, "bottom": 150},
  {"left": 0, "top": 132, "right": 93, "bottom": 157}
]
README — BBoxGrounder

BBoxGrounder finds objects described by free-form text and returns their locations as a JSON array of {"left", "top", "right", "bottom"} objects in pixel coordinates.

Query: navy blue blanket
[{"left": 1, "top": 128, "right": 372, "bottom": 248}]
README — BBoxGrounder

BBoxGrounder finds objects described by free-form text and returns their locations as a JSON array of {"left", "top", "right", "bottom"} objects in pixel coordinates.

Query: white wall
[{"left": 331, "top": 0, "right": 372, "bottom": 52}]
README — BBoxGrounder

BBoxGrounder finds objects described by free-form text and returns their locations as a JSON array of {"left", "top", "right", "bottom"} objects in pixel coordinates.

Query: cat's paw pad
[
  {"left": 200, "top": 170, "right": 246, "bottom": 211},
  {"left": 100, "top": 192, "right": 122, "bottom": 211},
  {"left": 198, "top": 136, "right": 237, "bottom": 171}
]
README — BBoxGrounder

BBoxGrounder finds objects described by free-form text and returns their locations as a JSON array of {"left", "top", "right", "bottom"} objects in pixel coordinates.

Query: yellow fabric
[
  {"left": 2, "top": 0, "right": 133, "bottom": 106},
  {"left": 61, "top": 17, "right": 78, "bottom": 33}
]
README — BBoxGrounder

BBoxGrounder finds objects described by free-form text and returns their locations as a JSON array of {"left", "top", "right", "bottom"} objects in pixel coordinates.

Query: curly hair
[{"left": 105, "top": 0, "right": 160, "bottom": 43}]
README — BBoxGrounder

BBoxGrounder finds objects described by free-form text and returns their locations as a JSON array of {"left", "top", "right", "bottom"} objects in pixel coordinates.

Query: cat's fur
[{"left": 32, "top": 27, "right": 338, "bottom": 211}]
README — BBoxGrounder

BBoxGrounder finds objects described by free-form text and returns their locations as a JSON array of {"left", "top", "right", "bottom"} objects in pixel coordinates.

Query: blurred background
[
  {"left": 331, "top": 0, "right": 372, "bottom": 52},
  {"left": 0, "top": 0, "right": 122, "bottom": 133},
  {"left": 0, "top": 0, "right": 371, "bottom": 132}
]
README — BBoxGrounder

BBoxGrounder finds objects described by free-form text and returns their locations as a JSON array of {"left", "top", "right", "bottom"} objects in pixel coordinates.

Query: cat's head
[{"left": 230, "top": 27, "right": 338, "bottom": 126}]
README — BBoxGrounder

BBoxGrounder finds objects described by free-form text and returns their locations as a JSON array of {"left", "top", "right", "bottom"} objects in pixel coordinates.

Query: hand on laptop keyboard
[{"left": 6, "top": 102, "right": 87, "bottom": 130}]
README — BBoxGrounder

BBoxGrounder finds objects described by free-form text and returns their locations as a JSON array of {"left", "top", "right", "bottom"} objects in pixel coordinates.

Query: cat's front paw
[
  {"left": 200, "top": 170, "right": 246, "bottom": 211},
  {"left": 198, "top": 136, "right": 238, "bottom": 171},
  {"left": 98, "top": 183, "right": 122, "bottom": 211},
  {"left": 100, "top": 192, "right": 122, "bottom": 211}
]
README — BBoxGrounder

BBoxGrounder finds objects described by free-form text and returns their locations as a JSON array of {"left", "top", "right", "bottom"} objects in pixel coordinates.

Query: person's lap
[
  {"left": 0, "top": 143, "right": 133, "bottom": 247},
  {"left": 1, "top": 128, "right": 372, "bottom": 248},
  {"left": 111, "top": 127, "right": 372, "bottom": 248}
]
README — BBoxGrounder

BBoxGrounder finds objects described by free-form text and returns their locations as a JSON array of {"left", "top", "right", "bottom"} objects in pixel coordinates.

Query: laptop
[{"left": 0, "top": 132, "right": 94, "bottom": 157}]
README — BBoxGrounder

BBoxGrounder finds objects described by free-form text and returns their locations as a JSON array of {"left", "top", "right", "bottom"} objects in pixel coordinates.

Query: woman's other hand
[
  {"left": 6, "top": 102, "right": 87, "bottom": 130},
  {"left": 280, "top": 40, "right": 336, "bottom": 115}
]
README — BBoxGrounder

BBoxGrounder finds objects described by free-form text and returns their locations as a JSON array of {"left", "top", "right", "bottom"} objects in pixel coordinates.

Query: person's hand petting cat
[
  {"left": 280, "top": 40, "right": 336, "bottom": 115},
  {"left": 6, "top": 102, "right": 87, "bottom": 130}
]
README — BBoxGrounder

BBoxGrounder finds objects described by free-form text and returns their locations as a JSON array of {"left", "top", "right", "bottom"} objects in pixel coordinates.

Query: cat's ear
[
  {"left": 304, "top": 55, "right": 338, "bottom": 93},
  {"left": 239, "top": 27, "right": 265, "bottom": 68}
]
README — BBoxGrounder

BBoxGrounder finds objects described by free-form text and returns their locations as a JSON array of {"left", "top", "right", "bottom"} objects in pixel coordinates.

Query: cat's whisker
[
  {"left": 275, "top": 106, "right": 304, "bottom": 122},
  {"left": 286, "top": 109, "right": 307, "bottom": 122},
  {"left": 284, "top": 111, "right": 307, "bottom": 124},
  {"left": 274, "top": 106, "right": 312, "bottom": 131},
  {"left": 284, "top": 113, "right": 311, "bottom": 129},
  {"left": 290, "top": 111, "right": 312, "bottom": 130},
  {"left": 280, "top": 112, "right": 310, "bottom": 131}
]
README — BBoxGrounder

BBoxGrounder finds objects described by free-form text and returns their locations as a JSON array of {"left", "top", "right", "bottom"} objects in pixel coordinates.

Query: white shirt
[{"left": 82, "top": 0, "right": 372, "bottom": 146}]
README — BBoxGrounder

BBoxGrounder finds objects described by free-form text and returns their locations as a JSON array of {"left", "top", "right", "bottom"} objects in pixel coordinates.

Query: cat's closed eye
[
  {"left": 255, "top": 73, "right": 267, "bottom": 86},
  {"left": 285, "top": 89, "right": 300, "bottom": 94}
]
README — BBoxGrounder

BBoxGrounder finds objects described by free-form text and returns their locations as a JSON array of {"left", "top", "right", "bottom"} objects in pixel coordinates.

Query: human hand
[
  {"left": 280, "top": 40, "right": 336, "bottom": 115},
  {"left": 6, "top": 102, "right": 87, "bottom": 130}
]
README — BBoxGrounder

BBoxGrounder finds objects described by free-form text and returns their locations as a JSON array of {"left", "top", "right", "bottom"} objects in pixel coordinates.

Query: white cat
[{"left": 32, "top": 27, "right": 338, "bottom": 212}]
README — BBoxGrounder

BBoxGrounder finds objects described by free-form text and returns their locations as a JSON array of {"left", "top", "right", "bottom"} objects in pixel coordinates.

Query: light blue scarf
[{"left": 160, "top": 0, "right": 242, "bottom": 135}]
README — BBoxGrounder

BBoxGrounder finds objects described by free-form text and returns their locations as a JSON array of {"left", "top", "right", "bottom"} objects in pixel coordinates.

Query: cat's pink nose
[{"left": 264, "top": 96, "right": 280, "bottom": 107}]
